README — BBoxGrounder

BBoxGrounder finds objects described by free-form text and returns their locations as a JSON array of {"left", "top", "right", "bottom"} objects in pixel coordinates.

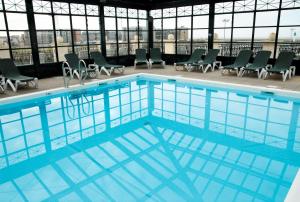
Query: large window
[
  {"left": 150, "top": 4, "right": 209, "bottom": 55},
  {"left": 33, "top": 1, "right": 101, "bottom": 63},
  {"left": 104, "top": 6, "right": 148, "bottom": 57},
  {"left": 1, "top": 0, "right": 32, "bottom": 65}
]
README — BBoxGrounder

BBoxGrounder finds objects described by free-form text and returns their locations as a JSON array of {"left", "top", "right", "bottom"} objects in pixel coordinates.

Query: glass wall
[
  {"left": 213, "top": 0, "right": 300, "bottom": 58},
  {"left": 104, "top": 6, "right": 148, "bottom": 57},
  {"left": 151, "top": 4, "right": 209, "bottom": 55},
  {"left": 0, "top": 0, "right": 32, "bottom": 65}
]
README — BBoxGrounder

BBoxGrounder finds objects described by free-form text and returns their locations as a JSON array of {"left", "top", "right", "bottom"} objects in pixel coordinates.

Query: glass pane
[
  {"left": 139, "top": 10, "right": 147, "bottom": 18},
  {"left": 89, "top": 44, "right": 101, "bottom": 52},
  {"left": 39, "top": 47, "right": 56, "bottom": 63},
  {"left": 35, "top": 14, "right": 53, "bottom": 30},
  {"left": 150, "top": 9, "right": 161, "bottom": 18},
  {"left": 232, "top": 28, "right": 253, "bottom": 42},
  {"left": 193, "top": 16, "right": 209, "bottom": 28},
  {"left": 154, "top": 19, "right": 162, "bottom": 30},
  {"left": 118, "top": 18, "right": 128, "bottom": 30},
  {"left": 74, "top": 46, "right": 88, "bottom": 59},
  {"left": 33, "top": 0, "right": 51, "bottom": 13},
  {"left": 104, "top": 6, "right": 115, "bottom": 16},
  {"left": 256, "top": 42, "right": 275, "bottom": 57},
  {"left": 177, "top": 43, "right": 191, "bottom": 54},
  {"left": 255, "top": 11, "right": 278, "bottom": 26},
  {"left": 213, "top": 43, "right": 230, "bottom": 56},
  {"left": 278, "top": 27, "right": 300, "bottom": 43},
  {"left": 163, "top": 30, "right": 175, "bottom": 42},
  {"left": 153, "top": 42, "right": 162, "bottom": 49},
  {"left": 139, "top": 43, "right": 148, "bottom": 50},
  {"left": 254, "top": 27, "right": 277, "bottom": 42},
  {"left": 129, "top": 43, "right": 138, "bottom": 54},
  {"left": 214, "top": 14, "right": 232, "bottom": 28},
  {"left": 72, "top": 16, "right": 86, "bottom": 30},
  {"left": 0, "top": 13, "right": 6, "bottom": 30},
  {"left": 193, "top": 4, "right": 209, "bottom": 15},
  {"left": 88, "top": 31, "right": 101, "bottom": 44},
  {"left": 73, "top": 31, "right": 87, "bottom": 45},
  {"left": 105, "top": 31, "right": 116, "bottom": 42},
  {"left": 56, "top": 30, "right": 72, "bottom": 46},
  {"left": 118, "top": 43, "right": 128, "bottom": 55},
  {"left": 234, "top": 13, "right": 253, "bottom": 27},
  {"left": 106, "top": 43, "right": 117, "bottom": 56},
  {"left": 118, "top": 30, "right": 128, "bottom": 43},
  {"left": 105, "top": 17, "right": 116, "bottom": 30},
  {"left": 282, "top": 0, "right": 300, "bottom": 8},
  {"left": 139, "top": 19, "right": 147, "bottom": 30},
  {"left": 234, "top": 0, "right": 255, "bottom": 12},
  {"left": 37, "top": 31, "right": 55, "bottom": 47},
  {"left": 57, "top": 46, "right": 72, "bottom": 61},
  {"left": 128, "top": 9, "right": 137, "bottom": 18},
  {"left": 154, "top": 30, "right": 162, "bottom": 42},
  {"left": 177, "top": 17, "right": 191, "bottom": 29},
  {"left": 70, "top": 4, "right": 85, "bottom": 15},
  {"left": 86, "top": 5, "right": 98, "bottom": 16},
  {"left": 192, "top": 43, "right": 208, "bottom": 51},
  {"left": 163, "top": 8, "right": 176, "bottom": 17},
  {"left": 139, "top": 31, "right": 148, "bottom": 42},
  {"left": 0, "top": 50, "right": 10, "bottom": 58},
  {"left": 215, "top": 2, "right": 233, "bottom": 13},
  {"left": 0, "top": 0, "right": 2, "bottom": 10},
  {"left": 87, "top": 17, "right": 100, "bottom": 30},
  {"left": 129, "top": 31, "right": 138, "bottom": 42},
  {"left": 163, "top": 18, "right": 175, "bottom": 29},
  {"left": 117, "top": 8, "right": 127, "bottom": 17},
  {"left": 232, "top": 43, "right": 252, "bottom": 56},
  {"left": 55, "top": 15, "right": 71, "bottom": 30},
  {"left": 0, "top": 31, "right": 8, "bottom": 49},
  {"left": 177, "top": 29, "right": 191, "bottom": 42},
  {"left": 214, "top": 28, "right": 232, "bottom": 42},
  {"left": 129, "top": 19, "right": 138, "bottom": 30},
  {"left": 277, "top": 44, "right": 300, "bottom": 59},
  {"left": 256, "top": 0, "right": 280, "bottom": 10},
  {"left": 10, "top": 31, "right": 31, "bottom": 48},
  {"left": 7, "top": 13, "right": 28, "bottom": 30},
  {"left": 12, "top": 49, "right": 32, "bottom": 65},
  {"left": 52, "top": 2, "right": 69, "bottom": 14},
  {"left": 4, "top": 0, "right": 26, "bottom": 12},
  {"left": 280, "top": 9, "right": 300, "bottom": 26},
  {"left": 177, "top": 6, "right": 192, "bottom": 16},
  {"left": 163, "top": 42, "right": 175, "bottom": 54},
  {"left": 193, "top": 29, "right": 208, "bottom": 42}
]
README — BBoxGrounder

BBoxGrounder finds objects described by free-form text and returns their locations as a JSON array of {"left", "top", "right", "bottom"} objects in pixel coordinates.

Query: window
[
  {"left": 104, "top": 6, "right": 148, "bottom": 57},
  {"left": 1, "top": 0, "right": 32, "bottom": 65},
  {"left": 192, "top": 4, "right": 209, "bottom": 52}
]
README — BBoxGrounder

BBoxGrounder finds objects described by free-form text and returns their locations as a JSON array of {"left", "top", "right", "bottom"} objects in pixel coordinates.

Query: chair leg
[
  {"left": 34, "top": 78, "right": 39, "bottom": 88},
  {"left": 203, "top": 64, "right": 210, "bottom": 73},
  {"left": 101, "top": 67, "right": 111, "bottom": 76},
  {"left": 109, "top": 67, "right": 115, "bottom": 76},
  {"left": 174, "top": 63, "right": 177, "bottom": 71},
  {"left": 282, "top": 71, "right": 289, "bottom": 82},
  {"left": 162, "top": 61, "right": 166, "bottom": 68}
]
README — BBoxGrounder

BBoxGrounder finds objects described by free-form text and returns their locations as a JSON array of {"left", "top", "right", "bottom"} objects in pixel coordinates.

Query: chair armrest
[
  {"left": 79, "top": 59, "right": 87, "bottom": 69},
  {"left": 88, "top": 64, "right": 98, "bottom": 70},
  {"left": 265, "top": 64, "right": 272, "bottom": 70}
]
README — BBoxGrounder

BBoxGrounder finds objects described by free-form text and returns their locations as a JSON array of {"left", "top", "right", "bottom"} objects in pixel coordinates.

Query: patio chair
[
  {"left": 220, "top": 50, "right": 252, "bottom": 76},
  {"left": 0, "top": 58, "right": 38, "bottom": 92},
  {"left": 188, "top": 49, "right": 220, "bottom": 73},
  {"left": 263, "top": 51, "right": 295, "bottom": 82},
  {"left": 134, "top": 49, "right": 149, "bottom": 69},
  {"left": 174, "top": 48, "right": 205, "bottom": 71},
  {"left": 239, "top": 50, "right": 271, "bottom": 78},
  {"left": 149, "top": 48, "right": 165, "bottom": 68},
  {"left": 63, "top": 53, "right": 98, "bottom": 80},
  {"left": 90, "top": 51, "right": 125, "bottom": 76}
]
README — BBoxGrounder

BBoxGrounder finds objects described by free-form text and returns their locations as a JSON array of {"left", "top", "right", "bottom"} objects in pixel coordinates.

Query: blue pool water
[{"left": 0, "top": 76, "right": 300, "bottom": 202}]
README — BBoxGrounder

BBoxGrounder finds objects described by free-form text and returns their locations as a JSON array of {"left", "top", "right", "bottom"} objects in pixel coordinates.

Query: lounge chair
[
  {"left": 174, "top": 48, "right": 205, "bottom": 71},
  {"left": 134, "top": 49, "right": 149, "bottom": 69},
  {"left": 63, "top": 53, "right": 98, "bottom": 80},
  {"left": 0, "top": 76, "right": 5, "bottom": 93},
  {"left": 188, "top": 49, "right": 220, "bottom": 73},
  {"left": 239, "top": 50, "right": 271, "bottom": 78},
  {"left": 0, "top": 58, "right": 38, "bottom": 92},
  {"left": 220, "top": 50, "right": 252, "bottom": 76},
  {"left": 263, "top": 51, "right": 295, "bottom": 82},
  {"left": 90, "top": 51, "right": 125, "bottom": 76},
  {"left": 149, "top": 48, "right": 165, "bottom": 68}
]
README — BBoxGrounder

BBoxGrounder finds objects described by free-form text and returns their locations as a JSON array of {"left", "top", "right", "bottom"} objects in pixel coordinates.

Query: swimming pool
[{"left": 0, "top": 74, "right": 299, "bottom": 202}]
